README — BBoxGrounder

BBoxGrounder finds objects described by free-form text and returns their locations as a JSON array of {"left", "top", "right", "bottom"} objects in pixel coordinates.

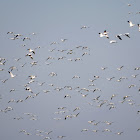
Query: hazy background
[{"left": 0, "top": 0, "right": 140, "bottom": 140}]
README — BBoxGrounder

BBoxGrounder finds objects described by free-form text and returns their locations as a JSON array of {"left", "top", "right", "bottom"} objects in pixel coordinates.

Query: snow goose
[
  {"left": 8, "top": 71, "right": 16, "bottom": 78},
  {"left": 127, "top": 21, "right": 135, "bottom": 27}
]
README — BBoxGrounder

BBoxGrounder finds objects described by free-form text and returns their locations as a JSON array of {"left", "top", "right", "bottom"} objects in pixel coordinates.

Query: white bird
[
  {"left": 64, "top": 94, "right": 71, "bottom": 98},
  {"left": 101, "top": 67, "right": 107, "bottom": 70},
  {"left": 26, "top": 53, "right": 33, "bottom": 59},
  {"left": 8, "top": 71, "right": 16, "bottom": 78},
  {"left": 102, "top": 129, "right": 112, "bottom": 132},
  {"left": 74, "top": 58, "right": 82, "bottom": 61},
  {"left": 72, "top": 75, "right": 80, "bottom": 79},
  {"left": 9, "top": 66, "right": 17, "bottom": 71},
  {"left": 128, "top": 21, "right": 135, "bottom": 27},
  {"left": 128, "top": 84, "right": 136, "bottom": 88},
  {"left": 124, "top": 33, "right": 130, "bottom": 38},
  {"left": 82, "top": 46, "right": 89, "bottom": 50},
  {"left": 109, "top": 105, "right": 115, "bottom": 110},
  {"left": 50, "top": 42, "right": 58, "bottom": 45},
  {"left": 48, "top": 72, "right": 57, "bottom": 77},
  {"left": 123, "top": 95, "right": 131, "bottom": 100},
  {"left": 93, "top": 95, "right": 100, "bottom": 101},
  {"left": 58, "top": 56, "right": 66, "bottom": 60},
  {"left": 92, "top": 130, "right": 99, "bottom": 132},
  {"left": 43, "top": 137, "right": 51, "bottom": 139},
  {"left": 103, "top": 30, "right": 109, "bottom": 35},
  {"left": 30, "top": 61, "right": 38, "bottom": 66},
  {"left": 82, "top": 94, "right": 88, "bottom": 97},
  {"left": 99, "top": 30, "right": 109, "bottom": 39},
  {"left": 110, "top": 40, "right": 117, "bottom": 44},
  {"left": 27, "top": 49, "right": 35, "bottom": 54},
  {"left": 28, "top": 75, "right": 36, "bottom": 79},
  {"left": 111, "top": 94, "right": 116, "bottom": 100},
  {"left": 0, "top": 61, "right": 6, "bottom": 65},
  {"left": 1, "top": 79, "right": 8, "bottom": 83},
  {"left": 81, "top": 26, "right": 89, "bottom": 29},
  {"left": 94, "top": 75, "right": 99, "bottom": 78},
  {"left": 57, "top": 136, "right": 66, "bottom": 138},
  {"left": 88, "top": 120, "right": 95, "bottom": 123},
  {"left": 15, "top": 58, "right": 21, "bottom": 61},
  {"left": 81, "top": 129, "right": 88, "bottom": 132},
  {"left": 7, "top": 31, "right": 13, "bottom": 34},
  {"left": 23, "top": 37, "right": 31, "bottom": 41},
  {"left": 10, "top": 89, "right": 15, "bottom": 92},
  {"left": 46, "top": 56, "right": 54, "bottom": 61},
  {"left": 117, "top": 66, "right": 124, "bottom": 70},
  {"left": 82, "top": 52, "right": 89, "bottom": 56},
  {"left": 45, "top": 131, "right": 53, "bottom": 135},
  {"left": 31, "top": 32, "right": 36, "bottom": 35},
  {"left": 9, "top": 37, "right": 19, "bottom": 40},
  {"left": 104, "top": 121, "right": 114, "bottom": 125},
  {"left": 115, "top": 132, "right": 123, "bottom": 135},
  {"left": 106, "top": 77, "right": 115, "bottom": 81},
  {"left": 131, "top": 74, "right": 139, "bottom": 78},
  {"left": 14, "top": 34, "right": 22, "bottom": 37},
  {"left": 138, "top": 24, "right": 140, "bottom": 31},
  {"left": 25, "top": 87, "right": 33, "bottom": 93},
  {"left": 8, "top": 99, "right": 15, "bottom": 103},
  {"left": 61, "top": 39, "right": 67, "bottom": 42},
  {"left": 73, "top": 107, "right": 80, "bottom": 112}
]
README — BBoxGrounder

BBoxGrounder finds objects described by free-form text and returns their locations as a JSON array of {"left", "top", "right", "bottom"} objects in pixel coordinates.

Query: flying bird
[
  {"left": 61, "top": 39, "right": 67, "bottom": 42},
  {"left": 116, "top": 34, "right": 122, "bottom": 40},
  {"left": 27, "top": 49, "right": 35, "bottom": 54},
  {"left": 81, "top": 26, "right": 89, "bottom": 29},
  {"left": 23, "top": 37, "right": 31, "bottom": 41},
  {"left": 110, "top": 40, "right": 117, "bottom": 44},
  {"left": 99, "top": 30, "right": 109, "bottom": 39},
  {"left": 138, "top": 24, "right": 140, "bottom": 31},
  {"left": 128, "top": 21, "right": 135, "bottom": 27},
  {"left": 124, "top": 33, "right": 130, "bottom": 38},
  {"left": 8, "top": 71, "right": 16, "bottom": 78}
]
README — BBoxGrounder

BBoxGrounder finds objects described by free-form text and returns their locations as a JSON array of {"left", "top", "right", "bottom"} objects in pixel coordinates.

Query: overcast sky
[{"left": 0, "top": 0, "right": 140, "bottom": 140}]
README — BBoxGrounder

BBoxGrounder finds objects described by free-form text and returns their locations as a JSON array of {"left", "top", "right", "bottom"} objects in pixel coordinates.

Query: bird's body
[
  {"left": 81, "top": 26, "right": 89, "bottom": 29},
  {"left": 8, "top": 71, "right": 16, "bottom": 78},
  {"left": 116, "top": 34, "right": 122, "bottom": 40},
  {"left": 138, "top": 24, "right": 140, "bottom": 31},
  {"left": 110, "top": 40, "right": 117, "bottom": 44},
  {"left": 27, "top": 49, "right": 35, "bottom": 54},
  {"left": 124, "top": 33, "right": 130, "bottom": 38},
  {"left": 128, "top": 21, "right": 135, "bottom": 27},
  {"left": 99, "top": 30, "right": 109, "bottom": 39}
]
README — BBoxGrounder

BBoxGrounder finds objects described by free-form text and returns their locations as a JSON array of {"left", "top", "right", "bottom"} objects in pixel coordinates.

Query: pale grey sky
[{"left": 0, "top": 0, "right": 140, "bottom": 140}]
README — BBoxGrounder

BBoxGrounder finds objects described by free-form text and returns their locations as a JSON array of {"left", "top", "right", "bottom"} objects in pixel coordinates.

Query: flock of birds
[
  {"left": 98, "top": 20, "right": 140, "bottom": 44},
  {"left": 0, "top": 2, "right": 140, "bottom": 140}
]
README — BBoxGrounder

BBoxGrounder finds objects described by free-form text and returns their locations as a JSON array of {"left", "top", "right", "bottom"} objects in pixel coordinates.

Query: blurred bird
[
  {"left": 61, "top": 39, "right": 67, "bottom": 42},
  {"left": 27, "top": 49, "right": 35, "bottom": 54},
  {"left": 8, "top": 71, "right": 16, "bottom": 78},
  {"left": 138, "top": 24, "right": 140, "bottom": 31},
  {"left": 81, "top": 26, "right": 89, "bottom": 29},
  {"left": 115, "top": 132, "right": 123, "bottom": 135},
  {"left": 116, "top": 34, "right": 122, "bottom": 40},
  {"left": 128, "top": 21, "right": 135, "bottom": 27},
  {"left": 124, "top": 33, "right": 130, "bottom": 38},
  {"left": 110, "top": 40, "right": 117, "bottom": 44},
  {"left": 99, "top": 30, "right": 109, "bottom": 39},
  {"left": 23, "top": 37, "right": 31, "bottom": 41},
  {"left": 117, "top": 66, "right": 124, "bottom": 70}
]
